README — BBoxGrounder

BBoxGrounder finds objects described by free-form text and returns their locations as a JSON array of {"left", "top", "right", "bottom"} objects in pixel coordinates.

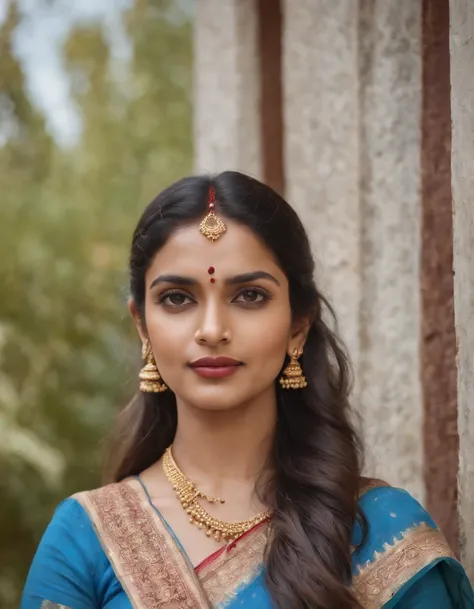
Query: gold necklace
[{"left": 162, "top": 446, "right": 271, "bottom": 541}]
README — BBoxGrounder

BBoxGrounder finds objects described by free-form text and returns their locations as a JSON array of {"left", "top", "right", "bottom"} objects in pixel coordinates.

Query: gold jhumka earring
[
  {"left": 279, "top": 348, "right": 307, "bottom": 389},
  {"left": 139, "top": 340, "right": 168, "bottom": 393}
]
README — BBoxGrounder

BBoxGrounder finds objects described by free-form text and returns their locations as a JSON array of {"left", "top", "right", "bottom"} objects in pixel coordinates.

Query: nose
[{"left": 194, "top": 299, "right": 231, "bottom": 346}]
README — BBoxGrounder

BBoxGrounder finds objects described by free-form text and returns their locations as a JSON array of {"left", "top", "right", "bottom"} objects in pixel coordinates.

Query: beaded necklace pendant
[{"left": 162, "top": 446, "right": 271, "bottom": 541}]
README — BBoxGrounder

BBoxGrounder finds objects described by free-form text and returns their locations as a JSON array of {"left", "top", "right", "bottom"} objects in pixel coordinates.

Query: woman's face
[{"left": 135, "top": 219, "right": 302, "bottom": 412}]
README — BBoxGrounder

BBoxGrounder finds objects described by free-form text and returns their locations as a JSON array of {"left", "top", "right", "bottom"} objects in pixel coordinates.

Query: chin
[
  {"left": 195, "top": 402, "right": 239, "bottom": 412},
  {"left": 180, "top": 386, "right": 248, "bottom": 412}
]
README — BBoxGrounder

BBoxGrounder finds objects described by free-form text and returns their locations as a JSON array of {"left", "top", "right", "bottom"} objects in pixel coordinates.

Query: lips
[
  {"left": 190, "top": 357, "right": 242, "bottom": 368},
  {"left": 189, "top": 357, "right": 243, "bottom": 379}
]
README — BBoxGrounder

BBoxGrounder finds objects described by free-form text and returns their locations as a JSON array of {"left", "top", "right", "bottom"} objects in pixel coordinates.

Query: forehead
[{"left": 146, "top": 220, "right": 284, "bottom": 281}]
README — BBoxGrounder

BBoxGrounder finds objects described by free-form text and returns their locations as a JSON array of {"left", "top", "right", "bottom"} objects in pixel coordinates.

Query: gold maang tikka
[{"left": 199, "top": 185, "right": 226, "bottom": 241}]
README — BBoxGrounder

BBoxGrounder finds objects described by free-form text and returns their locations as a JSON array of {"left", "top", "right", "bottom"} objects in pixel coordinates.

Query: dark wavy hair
[{"left": 104, "top": 171, "right": 365, "bottom": 608}]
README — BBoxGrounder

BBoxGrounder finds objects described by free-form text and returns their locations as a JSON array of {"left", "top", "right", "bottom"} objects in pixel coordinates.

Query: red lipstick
[{"left": 189, "top": 357, "right": 243, "bottom": 379}]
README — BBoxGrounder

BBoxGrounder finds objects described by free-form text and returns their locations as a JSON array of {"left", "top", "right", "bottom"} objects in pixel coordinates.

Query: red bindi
[
  {"left": 208, "top": 266, "right": 215, "bottom": 274},
  {"left": 210, "top": 278, "right": 215, "bottom": 283}
]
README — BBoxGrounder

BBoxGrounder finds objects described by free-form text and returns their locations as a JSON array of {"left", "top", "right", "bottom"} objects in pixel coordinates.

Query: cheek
[
  {"left": 144, "top": 306, "right": 188, "bottom": 364},
  {"left": 243, "top": 305, "right": 291, "bottom": 370}
]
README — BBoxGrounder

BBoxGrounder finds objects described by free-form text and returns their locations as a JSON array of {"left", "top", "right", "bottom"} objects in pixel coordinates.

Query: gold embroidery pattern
[
  {"left": 197, "top": 524, "right": 269, "bottom": 607},
  {"left": 352, "top": 522, "right": 456, "bottom": 608},
  {"left": 74, "top": 480, "right": 209, "bottom": 609},
  {"left": 41, "top": 602, "right": 70, "bottom": 609}
]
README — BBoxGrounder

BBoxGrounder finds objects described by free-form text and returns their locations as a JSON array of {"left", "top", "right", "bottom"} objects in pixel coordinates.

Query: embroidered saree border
[
  {"left": 196, "top": 476, "right": 388, "bottom": 607},
  {"left": 196, "top": 524, "right": 269, "bottom": 607},
  {"left": 40, "top": 602, "right": 71, "bottom": 609},
  {"left": 72, "top": 478, "right": 456, "bottom": 609},
  {"left": 74, "top": 480, "right": 210, "bottom": 609},
  {"left": 352, "top": 522, "right": 456, "bottom": 608}
]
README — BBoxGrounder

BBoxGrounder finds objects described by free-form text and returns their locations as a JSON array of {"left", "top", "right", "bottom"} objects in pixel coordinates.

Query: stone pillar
[
  {"left": 357, "top": 1, "right": 423, "bottom": 500},
  {"left": 193, "top": 0, "right": 262, "bottom": 177},
  {"left": 450, "top": 0, "right": 474, "bottom": 577},
  {"left": 282, "top": 0, "right": 361, "bottom": 367},
  {"left": 283, "top": 0, "right": 424, "bottom": 500}
]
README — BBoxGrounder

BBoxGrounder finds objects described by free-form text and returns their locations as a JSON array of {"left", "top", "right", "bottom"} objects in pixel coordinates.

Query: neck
[{"left": 172, "top": 391, "right": 277, "bottom": 490}]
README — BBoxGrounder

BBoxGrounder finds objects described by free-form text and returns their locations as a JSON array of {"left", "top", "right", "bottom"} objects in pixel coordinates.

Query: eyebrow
[
  {"left": 226, "top": 271, "right": 280, "bottom": 286},
  {"left": 149, "top": 271, "right": 280, "bottom": 290}
]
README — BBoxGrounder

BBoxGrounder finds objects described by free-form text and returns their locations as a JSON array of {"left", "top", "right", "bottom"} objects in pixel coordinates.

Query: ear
[
  {"left": 288, "top": 316, "right": 311, "bottom": 355},
  {"left": 128, "top": 297, "right": 147, "bottom": 344}
]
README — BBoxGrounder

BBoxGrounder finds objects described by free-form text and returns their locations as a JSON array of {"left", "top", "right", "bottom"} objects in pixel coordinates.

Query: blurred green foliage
[{"left": 0, "top": 0, "right": 193, "bottom": 605}]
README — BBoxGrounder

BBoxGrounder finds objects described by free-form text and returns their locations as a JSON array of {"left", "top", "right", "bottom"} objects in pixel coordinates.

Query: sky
[{"left": 0, "top": 0, "right": 192, "bottom": 147}]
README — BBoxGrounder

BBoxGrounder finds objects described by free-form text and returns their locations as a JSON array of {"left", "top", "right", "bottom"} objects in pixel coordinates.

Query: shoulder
[
  {"left": 29, "top": 480, "right": 134, "bottom": 575},
  {"left": 72, "top": 477, "right": 143, "bottom": 518},
  {"left": 358, "top": 481, "right": 437, "bottom": 537},
  {"left": 42, "top": 493, "right": 106, "bottom": 561},
  {"left": 41, "top": 479, "right": 136, "bottom": 563},
  {"left": 22, "top": 494, "right": 112, "bottom": 608},
  {"left": 349, "top": 481, "right": 466, "bottom": 606},
  {"left": 352, "top": 479, "right": 454, "bottom": 572},
  {"left": 47, "top": 495, "right": 96, "bottom": 537}
]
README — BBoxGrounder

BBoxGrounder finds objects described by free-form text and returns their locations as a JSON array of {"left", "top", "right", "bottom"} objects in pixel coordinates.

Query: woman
[{"left": 22, "top": 171, "right": 473, "bottom": 608}]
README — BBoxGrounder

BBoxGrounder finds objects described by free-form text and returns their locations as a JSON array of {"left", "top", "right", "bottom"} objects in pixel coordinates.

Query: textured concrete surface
[
  {"left": 283, "top": 0, "right": 361, "bottom": 368},
  {"left": 194, "top": 0, "right": 262, "bottom": 177},
  {"left": 357, "top": 1, "right": 423, "bottom": 500},
  {"left": 450, "top": 0, "right": 474, "bottom": 578},
  {"left": 284, "top": 0, "right": 423, "bottom": 500}
]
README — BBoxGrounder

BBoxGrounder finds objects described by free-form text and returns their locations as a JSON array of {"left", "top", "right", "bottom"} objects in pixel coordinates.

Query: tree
[{"left": 0, "top": 1, "right": 193, "bottom": 604}]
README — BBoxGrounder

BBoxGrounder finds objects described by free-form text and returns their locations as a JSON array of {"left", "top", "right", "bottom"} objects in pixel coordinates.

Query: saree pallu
[{"left": 21, "top": 477, "right": 474, "bottom": 609}]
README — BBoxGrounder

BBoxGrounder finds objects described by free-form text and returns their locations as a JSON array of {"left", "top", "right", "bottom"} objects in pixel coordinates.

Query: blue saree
[{"left": 21, "top": 478, "right": 474, "bottom": 608}]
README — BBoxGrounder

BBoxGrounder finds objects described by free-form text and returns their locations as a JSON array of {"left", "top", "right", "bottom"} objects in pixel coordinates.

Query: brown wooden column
[
  {"left": 421, "top": 0, "right": 458, "bottom": 553},
  {"left": 256, "top": 0, "right": 285, "bottom": 195}
]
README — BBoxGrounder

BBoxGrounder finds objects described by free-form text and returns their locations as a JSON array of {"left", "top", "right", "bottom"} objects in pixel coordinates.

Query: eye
[
  {"left": 234, "top": 288, "right": 270, "bottom": 304},
  {"left": 158, "top": 290, "right": 193, "bottom": 307}
]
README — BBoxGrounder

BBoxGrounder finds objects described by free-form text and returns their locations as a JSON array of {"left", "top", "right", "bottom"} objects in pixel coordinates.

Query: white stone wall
[
  {"left": 356, "top": 1, "right": 423, "bottom": 500},
  {"left": 450, "top": 0, "right": 474, "bottom": 578},
  {"left": 283, "top": 0, "right": 423, "bottom": 500},
  {"left": 194, "top": 0, "right": 262, "bottom": 178},
  {"left": 283, "top": 0, "right": 361, "bottom": 368}
]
